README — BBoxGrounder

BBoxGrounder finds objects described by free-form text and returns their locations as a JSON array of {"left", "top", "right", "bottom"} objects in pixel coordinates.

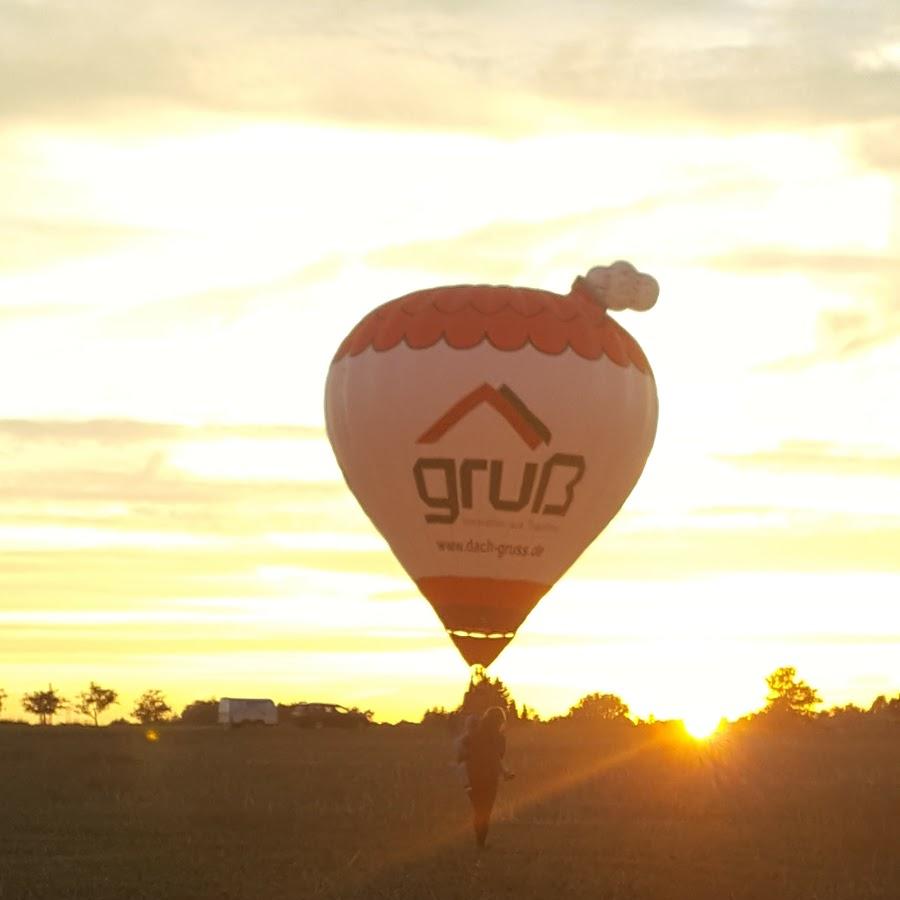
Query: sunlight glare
[{"left": 681, "top": 712, "right": 723, "bottom": 740}]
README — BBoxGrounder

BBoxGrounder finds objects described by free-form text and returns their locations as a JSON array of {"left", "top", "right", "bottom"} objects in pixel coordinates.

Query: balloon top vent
[{"left": 571, "top": 261, "right": 658, "bottom": 312}]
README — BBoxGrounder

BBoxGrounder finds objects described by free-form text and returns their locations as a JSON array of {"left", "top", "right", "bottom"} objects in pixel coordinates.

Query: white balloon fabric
[
  {"left": 577, "top": 260, "right": 659, "bottom": 312},
  {"left": 325, "top": 265, "right": 659, "bottom": 667}
]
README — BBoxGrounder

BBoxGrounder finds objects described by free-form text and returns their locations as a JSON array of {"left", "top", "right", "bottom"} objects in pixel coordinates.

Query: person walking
[
  {"left": 454, "top": 714, "right": 479, "bottom": 789},
  {"left": 457, "top": 706, "right": 514, "bottom": 849}
]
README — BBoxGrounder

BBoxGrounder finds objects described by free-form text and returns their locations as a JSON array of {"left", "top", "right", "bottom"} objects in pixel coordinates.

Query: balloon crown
[
  {"left": 572, "top": 261, "right": 659, "bottom": 312},
  {"left": 332, "top": 262, "right": 658, "bottom": 372}
]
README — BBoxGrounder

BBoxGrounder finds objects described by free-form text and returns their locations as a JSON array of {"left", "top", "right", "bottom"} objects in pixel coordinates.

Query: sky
[{"left": 1, "top": 0, "right": 898, "bottom": 724}]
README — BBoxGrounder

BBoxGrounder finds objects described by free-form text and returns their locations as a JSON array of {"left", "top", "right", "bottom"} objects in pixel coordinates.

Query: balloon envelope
[{"left": 325, "top": 281, "right": 658, "bottom": 667}]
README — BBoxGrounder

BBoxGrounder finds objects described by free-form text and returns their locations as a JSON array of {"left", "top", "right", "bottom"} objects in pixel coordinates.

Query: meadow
[{"left": 0, "top": 719, "right": 896, "bottom": 900}]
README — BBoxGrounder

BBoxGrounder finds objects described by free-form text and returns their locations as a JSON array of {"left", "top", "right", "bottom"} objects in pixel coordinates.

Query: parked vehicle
[
  {"left": 290, "top": 702, "right": 370, "bottom": 729},
  {"left": 218, "top": 698, "right": 278, "bottom": 727}
]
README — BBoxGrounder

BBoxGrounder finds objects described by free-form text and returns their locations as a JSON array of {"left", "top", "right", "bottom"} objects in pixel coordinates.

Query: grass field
[{"left": 0, "top": 720, "right": 896, "bottom": 899}]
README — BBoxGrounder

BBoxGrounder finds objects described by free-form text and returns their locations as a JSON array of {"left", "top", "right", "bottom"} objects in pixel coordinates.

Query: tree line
[
  {"left": 0, "top": 684, "right": 172, "bottom": 726},
  {"left": 1, "top": 666, "right": 898, "bottom": 727},
  {"left": 421, "top": 665, "right": 900, "bottom": 727}
]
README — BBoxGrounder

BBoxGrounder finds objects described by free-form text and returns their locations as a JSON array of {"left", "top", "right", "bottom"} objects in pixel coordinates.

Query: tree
[
  {"left": 75, "top": 682, "right": 119, "bottom": 726},
  {"left": 132, "top": 689, "right": 172, "bottom": 724},
  {"left": 180, "top": 698, "right": 219, "bottom": 726},
  {"left": 22, "top": 685, "right": 66, "bottom": 725},
  {"left": 347, "top": 706, "right": 374, "bottom": 723},
  {"left": 765, "top": 666, "right": 821, "bottom": 716},
  {"left": 0, "top": 688, "right": 7, "bottom": 718},
  {"left": 567, "top": 692, "right": 630, "bottom": 722},
  {"left": 869, "top": 693, "right": 900, "bottom": 718},
  {"left": 459, "top": 670, "right": 518, "bottom": 720},
  {"left": 826, "top": 703, "right": 866, "bottom": 723},
  {"left": 421, "top": 706, "right": 454, "bottom": 727}
]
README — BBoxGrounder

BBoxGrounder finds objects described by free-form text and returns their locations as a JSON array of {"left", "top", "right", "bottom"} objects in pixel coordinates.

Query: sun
[{"left": 681, "top": 711, "right": 723, "bottom": 740}]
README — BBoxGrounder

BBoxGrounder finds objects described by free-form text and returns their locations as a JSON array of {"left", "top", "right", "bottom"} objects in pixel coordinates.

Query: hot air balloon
[{"left": 325, "top": 262, "right": 659, "bottom": 668}]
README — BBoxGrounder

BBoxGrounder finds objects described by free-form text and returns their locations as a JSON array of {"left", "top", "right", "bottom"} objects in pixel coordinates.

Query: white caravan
[{"left": 218, "top": 698, "right": 278, "bottom": 727}]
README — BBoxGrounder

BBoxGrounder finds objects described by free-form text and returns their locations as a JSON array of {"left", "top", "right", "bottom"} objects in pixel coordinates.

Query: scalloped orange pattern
[{"left": 332, "top": 284, "right": 652, "bottom": 374}]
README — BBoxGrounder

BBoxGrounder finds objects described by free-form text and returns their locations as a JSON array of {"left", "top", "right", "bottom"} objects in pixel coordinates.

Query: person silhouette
[
  {"left": 457, "top": 706, "right": 514, "bottom": 848},
  {"left": 454, "top": 714, "right": 480, "bottom": 789}
]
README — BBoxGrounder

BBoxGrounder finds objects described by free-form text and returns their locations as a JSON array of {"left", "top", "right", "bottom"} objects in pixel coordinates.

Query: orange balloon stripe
[
  {"left": 415, "top": 575, "right": 550, "bottom": 634},
  {"left": 332, "top": 284, "right": 653, "bottom": 374}
]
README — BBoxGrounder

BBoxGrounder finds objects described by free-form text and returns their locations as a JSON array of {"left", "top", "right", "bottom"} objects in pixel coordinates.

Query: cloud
[
  {"left": 366, "top": 214, "right": 584, "bottom": 282},
  {"left": 857, "top": 120, "right": 900, "bottom": 172},
  {"left": 718, "top": 440, "right": 900, "bottom": 477},
  {"left": 0, "top": 419, "right": 323, "bottom": 444},
  {"left": 0, "top": 624, "right": 443, "bottom": 661},
  {"left": 815, "top": 299, "right": 900, "bottom": 356},
  {"left": 0, "top": 216, "right": 157, "bottom": 275},
  {"left": 0, "top": 1, "right": 198, "bottom": 123},
  {"left": 98, "top": 254, "right": 350, "bottom": 339},
  {"left": 534, "top": 11, "right": 900, "bottom": 129},
  {"left": 0, "top": 543, "right": 400, "bottom": 602},
  {"left": 702, "top": 249, "right": 900, "bottom": 361},
  {"left": 574, "top": 513, "right": 900, "bottom": 579},
  {"left": 0, "top": 303, "right": 77, "bottom": 323},
  {"left": 364, "top": 175, "right": 762, "bottom": 282},
  {"left": 703, "top": 250, "right": 900, "bottom": 278},
  {"left": 2, "top": 0, "right": 899, "bottom": 133},
  {"left": 0, "top": 466, "right": 344, "bottom": 508},
  {"left": 0, "top": 1, "right": 565, "bottom": 134},
  {"left": 0, "top": 419, "right": 355, "bottom": 542}
]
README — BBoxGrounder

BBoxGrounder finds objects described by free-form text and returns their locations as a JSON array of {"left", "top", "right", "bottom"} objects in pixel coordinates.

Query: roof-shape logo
[{"left": 417, "top": 383, "right": 551, "bottom": 449}]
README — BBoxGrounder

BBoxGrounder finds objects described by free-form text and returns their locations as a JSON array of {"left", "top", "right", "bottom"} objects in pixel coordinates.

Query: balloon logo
[{"left": 325, "top": 262, "right": 659, "bottom": 667}]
